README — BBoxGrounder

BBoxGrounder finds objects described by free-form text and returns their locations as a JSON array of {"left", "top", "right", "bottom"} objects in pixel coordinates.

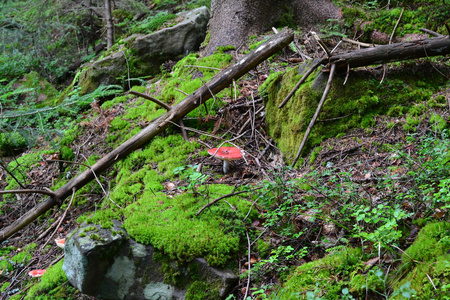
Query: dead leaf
[{"left": 363, "top": 256, "right": 380, "bottom": 266}]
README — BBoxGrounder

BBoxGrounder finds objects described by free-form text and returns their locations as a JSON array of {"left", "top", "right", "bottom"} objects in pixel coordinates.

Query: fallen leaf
[{"left": 363, "top": 257, "right": 380, "bottom": 266}]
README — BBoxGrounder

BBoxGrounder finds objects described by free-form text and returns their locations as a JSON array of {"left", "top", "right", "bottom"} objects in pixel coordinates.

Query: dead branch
[
  {"left": 0, "top": 189, "right": 56, "bottom": 198},
  {"left": 278, "top": 58, "right": 326, "bottom": 109},
  {"left": 342, "top": 38, "right": 379, "bottom": 48},
  {"left": 328, "top": 36, "right": 450, "bottom": 71},
  {"left": 420, "top": 28, "right": 443, "bottom": 37},
  {"left": 291, "top": 63, "right": 337, "bottom": 167},
  {"left": 129, "top": 90, "right": 171, "bottom": 110},
  {"left": 0, "top": 28, "right": 294, "bottom": 243},
  {"left": 196, "top": 188, "right": 261, "bottom": 216}
]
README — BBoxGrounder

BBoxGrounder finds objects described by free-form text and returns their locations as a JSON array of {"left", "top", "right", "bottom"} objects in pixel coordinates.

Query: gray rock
[
  {"left": 78, "top": 7, "right": 209, "bottom": 94},
  {"left": 63, "top": 221, "right": 238, "bottom": 300}
]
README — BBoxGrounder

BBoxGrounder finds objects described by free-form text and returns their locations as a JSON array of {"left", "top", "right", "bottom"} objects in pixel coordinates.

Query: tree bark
[
  {"left": 0, "top": 28, "right": 294, "bottom": 243},
  {"left": 205, "top": 0, "right": 340, "bottom": 55},
  {"left": 104, "top": 0, "right": 113, "bottom": 49},
  {"left": 328, "top": 36, "right": 450, "bottom": 71}
]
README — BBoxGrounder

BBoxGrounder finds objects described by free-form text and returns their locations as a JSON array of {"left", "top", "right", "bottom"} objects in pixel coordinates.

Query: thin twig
[
  {"left": 0, "top": 160, "right": 26, "bottom": 189},
  {"left": 41, "top": 187, "right": 75, "bottom": 250},
  {"left": 129, "top": 90, "right": 171, "bottom": 110},
  {"left": 389, "top": 8, "right": 404, "bottom": 44},
  {"left": 311, "top": 31, "right": 331, "bottom": 57},
  {"left": 243, "top": 230, "right": 251, "bottom": 300},
  {"left": 80, "top": 154, "right": 122, "bottom": 209},
  {"left": 196, "top": 188, "right": 261, "bottom": 216},
  {"left": 291, "top": 63, "right": 337, "bottom": 167},
  {"left": 0, "top": 189, "right": 56, "bottom": 198},
  {"left": 419, "top": 28, "right": 444, "bottom": 37},
  {"left": 342, "top": 37, "right": 379, "bottom": 48},
  {"left": 278, "top": 58, "right": 325, "bottom": 109}
]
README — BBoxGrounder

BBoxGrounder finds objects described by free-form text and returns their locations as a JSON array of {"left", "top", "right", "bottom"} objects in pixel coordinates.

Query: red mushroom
[
  {"left": 208, "top": 147, "right": 243, "bottom": 173},
  {"left": 55, "top": 238, "right": 65, "bottom": 249},
  {"left": 29, "top": 269, "right": 46, "bottom": 277}
]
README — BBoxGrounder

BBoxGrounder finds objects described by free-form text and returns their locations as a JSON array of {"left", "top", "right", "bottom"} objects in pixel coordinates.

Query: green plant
[
  {"left": 174, "top": 164, "right": 209, "bottom": 195},
  {"left": 351, "top": 203, "right": 412, "bottom": 246}
]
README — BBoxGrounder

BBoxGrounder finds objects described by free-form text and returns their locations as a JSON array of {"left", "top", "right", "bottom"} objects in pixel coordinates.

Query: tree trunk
[
  {"left": 104, "top": 0, "right": 113, "bottom": 49},
  {"left": 205, "top": 0, "right": 340, "bottom": 55}
]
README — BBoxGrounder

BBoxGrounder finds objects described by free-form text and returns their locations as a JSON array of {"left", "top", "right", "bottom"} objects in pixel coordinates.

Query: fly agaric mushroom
[
  {"left": 29, "top": 269, "right": 46, "bottom": 277},
  {"left": 208, "top": 147, "right": 243, "bottom": 173},
  {"left": 55, "top": 238, "right": 65, "bottom": 249}
]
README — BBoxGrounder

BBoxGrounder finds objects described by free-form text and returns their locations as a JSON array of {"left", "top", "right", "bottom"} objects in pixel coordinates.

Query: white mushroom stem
[{"left": 223, "top": 159, "right": 230, "bottom": 174}]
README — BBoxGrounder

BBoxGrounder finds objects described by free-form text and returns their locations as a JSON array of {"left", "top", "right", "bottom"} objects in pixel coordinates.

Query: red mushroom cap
[
  {"left": 29, "top": 269, "right": 46, "bottom": 277},
  {"left": 55, "top": 238, "right": 65, "bottom": 249},
  {"left": 208, "top": 147, "right": 243, "bottom": 161}
]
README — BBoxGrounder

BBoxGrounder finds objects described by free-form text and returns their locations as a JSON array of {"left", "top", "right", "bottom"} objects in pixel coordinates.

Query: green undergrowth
[
  {"left": 273, "top": 222, "right": 450, "bottom": 299},
  {"left": 124, "top": 184, "right": 253, "bottom": 267},
  {"left": 273, "top": 247, "right": 363, "bottom": 299},
  {"left": 22, "top": 259, "right": 75, "bottom": 300},
  {"left": 340, "top": 0, "right": 449, "bottom": 40},
  {"left": 155, "top": 52, "right": 234, "bottom": 119},
  {"left": 392, "top": 222, "right": 450, "bottom": 299},
  {"left": 0, "top": 243, "right": 36, "bottom": 278},
  {"left": 261, "top": 62, "right": 448, "bottom": 166}
]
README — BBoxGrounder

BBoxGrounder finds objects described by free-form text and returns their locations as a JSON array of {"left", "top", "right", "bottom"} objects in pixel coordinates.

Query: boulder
[
  {"left": 63, "top": 221, "right": 238, "bottom": 300},
  {"left": 78, "top": 6, "right": 210, "bottom": 94}
]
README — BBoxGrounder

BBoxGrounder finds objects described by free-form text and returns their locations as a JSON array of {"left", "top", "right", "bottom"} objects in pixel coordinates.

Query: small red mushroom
[
  {"left": 208, "top": 147, "right": 243, "bottom": 173},
  {"left": 55, "top": 238, "right": 65, "bottom": 249},
  {"left": 29, "top": 269, "right": 46, "bottom": 277}
]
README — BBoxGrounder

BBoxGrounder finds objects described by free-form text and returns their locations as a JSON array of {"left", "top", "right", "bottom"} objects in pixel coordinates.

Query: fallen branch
[
  {"left": 420, "top": 28, "right": 443, "bottom": 37},
  {"left": 0, "top": 189, "right": 56, "bottom": 198},
  {"left": 328, "top": 36, "right": 450, "bottom": 71},
  {"left": 291, "top": 63, "right": 337, "bottom": 167},
  {"left": 0, "top": 28, "right": 294, "bottom": 243},
  {"left": 278, "top": 58, "right": 326, "bottom": 109},
  {"left": 196, "top": 187, "right": 261, "bottom": 216}
]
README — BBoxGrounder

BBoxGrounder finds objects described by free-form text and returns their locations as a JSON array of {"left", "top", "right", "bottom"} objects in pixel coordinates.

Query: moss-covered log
[{"left": 0, "top": 28, "right": 294, "bottom": 243}]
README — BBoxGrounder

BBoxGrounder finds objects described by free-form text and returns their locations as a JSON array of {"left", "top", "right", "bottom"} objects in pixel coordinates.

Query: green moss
[
  {"left": 391, "top": 222, "right": 450, "bottom": 299},
  {"left": 124, "top": 184, "right": 252, "bottom": 267},
  {"left": 11, "top": 243, "right": 36, "bottom": 264},
  {"left": 109, "top": 134, "right": 200, "bottom": 207},
  {"left": 1, "top": 282, "right": 10, "bottom": 292},
  {"left": 131, "top": 11, "right": 177, "bottom": 34},
  {"left": 19, "top": 71, "right": 59, "bottom": 104},
  {"left": 430, "top": 113, "right": 448, "bottom": 133},
  {"left": 0, "top": 131, "right": 29, "bottom": 156},
  {"left": 215, "top": 45, "right": 236, "bottom": 53},
  {"left": 274, "top": 247, "right": 363, "bottom": 299},
  {"left": 262, "top": 62, "right": 447, "bottom": 166},
  {"left": 158, "top": 52, "right": 233, "bottom": 118},
  {"left": 185, "top": 281, "right": 220, "bottom": 300},
  {"left": 25, "top": 259, "right": 76, "bottom": 300}
]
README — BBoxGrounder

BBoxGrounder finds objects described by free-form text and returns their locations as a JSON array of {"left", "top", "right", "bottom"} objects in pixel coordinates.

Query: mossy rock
[
  {"left": 123, "top": 184, "right": 252, "bottom": 267},
  {"left": 261, "top": 61, "right": 447, "bottom": 166},
  {"left": 391, "top": 222, "right": 450, "bottom": 299}
]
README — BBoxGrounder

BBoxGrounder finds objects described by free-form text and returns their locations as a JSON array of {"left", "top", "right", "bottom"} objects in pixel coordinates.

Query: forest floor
[{"left": 1, "top": 32, "right": 449, "bottom": 299}]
